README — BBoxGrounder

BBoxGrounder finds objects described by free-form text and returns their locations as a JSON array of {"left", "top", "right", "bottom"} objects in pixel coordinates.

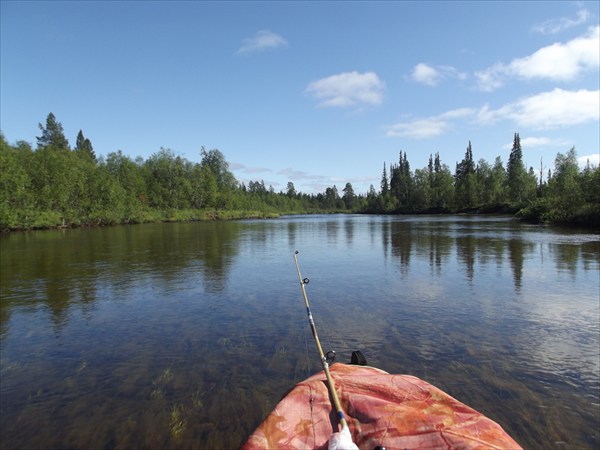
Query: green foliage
[
  {"left": 1, "top": 116, "right": 596, "bottom": 230},
  {"left": 532, "top": 148, "right": 598, "bottom": 225},
  {"left": 74, "top": 130, "right": 96, "bottom": 162},
  {"left": 37, "top": 113, "right": 70, "bottom": 150},
  {"left": 286, "top": 182, "right": 296, "bottom": 198},
  {"left": 505, "top": 133, "right": 536, "bottom": 206},
  {"left": 3, "top": 113, "right": 356, "bottom": 230},
  {"left": 365, "top": 136, "right": 595, "bottom": 227},
  {"left": 389, "top": 151, "right": 413, "bottom": 211},
  {"left": 342, "top": 183, "right": 356, "bottom": 210},
  {"left": 454, "top": 141, "right": 477, "bottom": 210},
  {"left": 200, "top": 147, "right": 237, "bottom": 191},
  {"left": 432, "top": 153, "right": 454, "bottom": 211},
  {"left": 0, "top": 135, "right": 34, "bottom": 216},
  {"left": 381, "top": 163, "right": 389, "bottom": 196}
]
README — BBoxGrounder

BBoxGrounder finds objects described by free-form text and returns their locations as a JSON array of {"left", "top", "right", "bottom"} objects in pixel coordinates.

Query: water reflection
[
  {"left": 378, "top": 217, "right": 595, "bottom": 295},
  {"left": 1, "top": 216, "right": 598, "bottom": 450},
  {"left": 0, "top": 222, "right": 243, "bottom": 334}
]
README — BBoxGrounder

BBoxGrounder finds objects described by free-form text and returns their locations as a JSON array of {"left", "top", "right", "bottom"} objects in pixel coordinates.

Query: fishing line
[{"left": 293, "top": 250, "right": 349, "bottom": 432}]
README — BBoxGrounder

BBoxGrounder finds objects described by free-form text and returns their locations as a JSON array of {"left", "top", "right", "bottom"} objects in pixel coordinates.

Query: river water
[{"left": 1, "top": 215, "right": 598, "bottom": 449}]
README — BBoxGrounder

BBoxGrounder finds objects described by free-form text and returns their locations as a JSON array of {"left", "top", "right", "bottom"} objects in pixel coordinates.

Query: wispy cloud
[
  {"left": 236, "top": 30, "right": 288, "bottom": 55},
  {"left": 578, "top": 154, "right": 600, "bottom": 168},
  {"left": 503, "top": 136, "right": 571, "bottom": 150},
  {"left": 386, "top": 87, "right": 598, "bottom": 140},
  {"left": 411, "top": 63, "right": 439, "bottom": 86},
  {"left": 475, "top": 26, "right": 599, "bottom": 91},
  {"left": 384, "top": 108, "right": 475, "bottom": 139},
  {"left": 477, "top": 88, "right": 599, "bottom": 129},
  {"left": 277, "top": 168, "right": 330, "bottom": 182},
  {"left": 305, "top": 71, "right": 385, "bottom": 108},
  {"left": 521, "top": 137, "right": 570, "bottom": 148},
  {"left": 532, "top": 6, "right": 591, "bottom": 34},
  {"left": 411, "top": 63, "right": 467, "bottom": 86},
  {"left": 230, "top": 162, "right": 273, "bottom": 174},
  {"left": 276, "top": 168, "right": 376, "bottom": 193}
]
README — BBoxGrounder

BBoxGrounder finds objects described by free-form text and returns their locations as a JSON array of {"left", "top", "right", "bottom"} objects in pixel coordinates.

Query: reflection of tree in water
[
  {"left": 0, "top": 222, "right": 242, "bottom": 332},
  {"left": 326, "top": 220, "right": 339, "bottom": 246},
  {"left": 507, "top": 238, "right": 527, "bottom": 293},
  {"left": 427, "top": 227, "right": 452, "bottom": 276},
  {"left": 383, "top": 219, "right": 541, "bottom": 292},
  {"left": 551, "top": 243, "right": 581, "bottom": 278},
  {"left": 344, "top": 218, "right": 354, "bottom": 247},
  {"left": 580, "top": 241, "right": 600, "bottom": 271},
  {"left": 388, "top": 221, "right": 455, "bottom": 277},
  {"left": 381, "top": 220, "right": 390, "bottom": 261},
  {"left": 286, "top": 222, "right": 297, "bottom": 251},
  {"left": 505, "top": 239, "right": 521, "bottom": 292},
  {"left": 456, "top": 235, "right": 476, "bottom": 284},
  {"left": 189, "top": 222, "right": 242, "bottom": 293},
  {"left": 390, "top": 221, "right": 412, "bottom": 274}
]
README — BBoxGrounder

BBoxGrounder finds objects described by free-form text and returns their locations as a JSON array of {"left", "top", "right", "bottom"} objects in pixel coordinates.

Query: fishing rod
[{"left": 293, "top": 250, "right": 348, "bottom": 432}]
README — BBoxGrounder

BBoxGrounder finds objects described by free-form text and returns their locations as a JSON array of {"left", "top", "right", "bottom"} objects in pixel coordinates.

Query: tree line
[
  {"left": 368, "top": 133, "right": 599, "bottom": 227},
  {"left": 1, "top": 113, "right": 598, "bottom": 231}
]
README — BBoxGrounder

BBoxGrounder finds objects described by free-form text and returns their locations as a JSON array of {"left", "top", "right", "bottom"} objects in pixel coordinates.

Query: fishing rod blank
[{"left": 293, "top": 250, "right": 348, "bottom": 431}]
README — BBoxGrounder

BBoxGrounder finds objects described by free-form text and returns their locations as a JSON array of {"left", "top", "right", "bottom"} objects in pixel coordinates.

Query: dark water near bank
[{"left": 1, "top": 215, "right": 599, "bottom": 449}]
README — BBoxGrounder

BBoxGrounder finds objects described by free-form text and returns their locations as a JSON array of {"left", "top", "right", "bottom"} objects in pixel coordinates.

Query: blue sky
[{"left": 1, "top": 1, "right": 598, "bottom": 194}]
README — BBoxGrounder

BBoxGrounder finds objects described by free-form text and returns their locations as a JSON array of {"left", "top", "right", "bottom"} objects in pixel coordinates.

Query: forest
[{"left": 1, "top": 113, "right": 598, "bottom": 231}]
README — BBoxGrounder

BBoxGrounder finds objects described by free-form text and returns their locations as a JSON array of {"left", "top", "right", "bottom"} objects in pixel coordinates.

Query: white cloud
[
  {"left": 386, "top": 88, "right": 598, "bottom": 140},
  {"left": 503, "top": 136, "right": 571, "bottom": 150},
  {"left": 533, "top": 7, "right": 591, "bottom": 34},
  {"left": 385, "top": 118, "right": 449, "bottom": 139},
  {"left": 230, "top": 162, "right": 273, "bottom": 174},
  {"left": 411, "top": 63, "right": 467, "bottom": 86},
  {"left": 521, "top": 137, "right": 569, "bottom": 148},
  {"left": 439, "top": 108, "right": 475, "bottom": 119},
  {"left": 237, "top": 30, "right": 288, "bottom": 55},
  {"left": 578, "top": 153, "right": 599, "bottom": 168},
  {"left": 474, "top": 65, "right": 505, "bottom": 92},
  {"left": 412, "top": 63, "right": 440, "bottom": 86},
  {"left": 277, "top": 168, "right": 327, "bottom": 181},
  {"left": 477, "top": 88, "right": 599, "bottom": 129},
  {"left": 305, "top": 71, "right": 385, "bottom": 108},
  {"left": 475, "top": 26, "right": 599, "bottom": 91},
  {"left": 385, "top": 108, "right": 475, "bottom": 139},
  {"left": 276, "top": 168, "right": 376, "bottom": 193}
]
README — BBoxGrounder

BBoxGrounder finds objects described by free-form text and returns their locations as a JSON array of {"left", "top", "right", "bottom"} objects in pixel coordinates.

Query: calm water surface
[{"left": 1, "top": 215, "right": 599, "bottom": 449}]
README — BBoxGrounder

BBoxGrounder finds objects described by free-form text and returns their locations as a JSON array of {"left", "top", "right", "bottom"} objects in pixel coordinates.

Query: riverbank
[
  {"left": 4, "top": 206, "right": 599, "bottom": 233},
  {"left": 0, "top": 208, "right": 283, "bottom": 233}
]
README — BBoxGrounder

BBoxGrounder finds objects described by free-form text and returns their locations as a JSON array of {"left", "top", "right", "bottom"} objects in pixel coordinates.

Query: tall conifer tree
[
  {"left": 507, "top": 132, "right": 527, "bottom": 203},
  {"left": 74, "top": 130, "right": 96, "bottom": 162},
  {"left": 37, "top": 113, "right": 69, "bottom": 149}
]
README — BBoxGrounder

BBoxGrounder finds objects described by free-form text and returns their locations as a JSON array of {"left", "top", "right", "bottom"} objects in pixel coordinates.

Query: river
[{"left": 1, "top": 215, "right": 598, "bottom": 449}]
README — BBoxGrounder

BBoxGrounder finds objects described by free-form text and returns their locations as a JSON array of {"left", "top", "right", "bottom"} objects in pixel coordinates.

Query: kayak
[{"left": 241, "top": 362, "right": 522, "bottom": 450}]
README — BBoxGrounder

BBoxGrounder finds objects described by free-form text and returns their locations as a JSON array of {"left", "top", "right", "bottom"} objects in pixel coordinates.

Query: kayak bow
[{"left": 242, "top": 363, "right": 522, "bottom": 450}]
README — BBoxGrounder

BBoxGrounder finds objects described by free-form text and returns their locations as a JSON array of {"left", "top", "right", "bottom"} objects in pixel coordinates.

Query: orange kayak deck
[{"left": 242, "top": 364, "right": 522, "bottom": 450}]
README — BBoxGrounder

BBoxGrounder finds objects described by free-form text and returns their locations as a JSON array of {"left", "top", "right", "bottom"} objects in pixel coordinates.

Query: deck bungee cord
[{"left": 293, "top": 250, "right": 358, "bottom": 450}]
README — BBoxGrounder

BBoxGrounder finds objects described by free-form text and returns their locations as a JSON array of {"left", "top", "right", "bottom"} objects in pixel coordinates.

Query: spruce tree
[
  {"left": 381, "top": 163, "right": 389, "bottom": 196},
  {"left": 507, "top": 132, "right": 527, "bottom": 203},
  {"left": 454, "top": 141, "right": 476, "bottom": 209},
  {"left": 37, "top": 113, "right": 69, "bottom": 149},
  {"left": 74, "top": 130, "right": 96, "bottom": 162}
]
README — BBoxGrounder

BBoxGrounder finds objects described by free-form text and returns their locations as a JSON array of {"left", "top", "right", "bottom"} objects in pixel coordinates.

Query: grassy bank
[{"left": 0, "top": 208, "right": 282, "bottom": 232}]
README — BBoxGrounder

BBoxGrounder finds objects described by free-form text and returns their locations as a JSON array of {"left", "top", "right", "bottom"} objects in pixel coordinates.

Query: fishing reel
[{"left": 325, "top": 350, "right": 336, "bottom": 364}]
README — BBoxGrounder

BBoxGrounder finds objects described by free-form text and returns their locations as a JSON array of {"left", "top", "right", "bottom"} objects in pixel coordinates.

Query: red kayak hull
[{"left": 242, "top": 364, "right": 521, "bottom": 450}]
